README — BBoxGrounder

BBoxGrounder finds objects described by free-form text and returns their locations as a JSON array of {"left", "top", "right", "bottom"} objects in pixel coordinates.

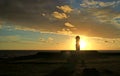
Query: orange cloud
[
  {"left": 52, "top": 11, "right": 68, "bottom": 19},
  {"left": 65, "top": 22, "right": 75, "bottom": 28},
  {"left": 57, "top": 5, "right": 73, "bottom": 13},
  {"left": 57, "top": 28, "right": 72, "bottom": 35}
]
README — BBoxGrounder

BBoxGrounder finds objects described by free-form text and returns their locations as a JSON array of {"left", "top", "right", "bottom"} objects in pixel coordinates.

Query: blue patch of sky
[
  {"left": 38, "top": 32, "right": 71, "bottom": 43},
  {"left": 0, "top": 26, "right": 41, "bottom": 41},
  {"left": 41, "top": 32, "right": 70, "bottom": 39},
  {"left": 113, "top": 3, "right": 120, "bottom": 12},
  {"left": 0, "top": 24, "right": 70, "bottom": 42},
  {"left": 69, "top": 0, "right": 82, "bottom": 9}
]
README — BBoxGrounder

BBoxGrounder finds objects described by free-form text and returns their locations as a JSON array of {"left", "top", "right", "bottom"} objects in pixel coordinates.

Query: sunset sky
[{"left": 0, "top": 0, "right": 120, "bottom": 50}]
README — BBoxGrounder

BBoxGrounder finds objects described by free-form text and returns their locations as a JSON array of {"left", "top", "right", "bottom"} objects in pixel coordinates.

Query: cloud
[
  {"left": 99, "top": 1, "right": 116, "bottom": 7},
  {"left": 112, "top": 16, "right": 120, "bottom": 28},
  {"left": 57, "top": 5, "right": 73, "bottom": 13},
  {"left": 0, "top": 25, "right": 2, "bottom": 29},
  {"left": 88, "top": 8, "right": 114, "bottom": 21},
  {"left": 52, "top": 5, "right": 72, "bottom": 19},
  {"left": 57, "top": 28, "right": 73, "bottom": 35},
  {"left": 0, "top": 20, "right": 4, "bottom": 29},
  {"left": 39, "top": 38, "right": 46, "bottom": 42},
  {"left": 0, "top": 35, "right": 20, "bottom": 42},
  {"left": 15, "top": 26, "right": 39, "bottom": 32},
  {"left": 0, "top": 0, "right": 67, "bottom": 31},
  {"left": 48, "top": 37, "right": 54, "bottom": 42},
  {"left": 86, "top": 7, "right": 120, "bottom": 28},
  {"left": 80, "top": 0, "right": 118, "bottom": 8},
  {"left": 64, "top": 22, "right": 75, "bottom": 27},
  {"left": 39, "top": 37, "right": 54, "bottom": 43},
  {"left": 114, "top": 17, "right": 120, "bottom": 24},
  {"left": 52, "top": 11, "right": 68, "bottom": 19},
  {"left": 79, "top": 0, "right": 120, "bottom": 38},
  {"left": 42, "top": 13, "right": 46, "bottom": 16},
  {"left": 0, "top": 0, "right": 120, "bottom": 38},
  {"left": 65, "top": 6, "right": 120, "bottom": 38}
]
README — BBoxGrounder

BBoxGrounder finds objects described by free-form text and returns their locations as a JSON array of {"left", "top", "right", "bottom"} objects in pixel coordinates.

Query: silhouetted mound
[{"left": 82, "top": 68, "right": 100, "bottom": 76}]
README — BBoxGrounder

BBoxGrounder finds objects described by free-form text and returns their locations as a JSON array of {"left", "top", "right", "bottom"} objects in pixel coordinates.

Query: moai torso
[{"left": 76, "top": 36, "right": 80, "bottom": 51}]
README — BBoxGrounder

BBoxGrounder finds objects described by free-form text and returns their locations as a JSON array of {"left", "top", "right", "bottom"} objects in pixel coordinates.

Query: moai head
[
  {"left": 76, "top": 36, "right": 80, "bottom": 42},
  {"left": 76, "top": 36, "right": 80, "bottom": 51}
]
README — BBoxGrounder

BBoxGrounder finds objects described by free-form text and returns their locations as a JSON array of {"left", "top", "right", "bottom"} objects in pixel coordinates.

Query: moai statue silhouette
[{"left": 76, "top": 36, "right": 80, "bottom": 51}]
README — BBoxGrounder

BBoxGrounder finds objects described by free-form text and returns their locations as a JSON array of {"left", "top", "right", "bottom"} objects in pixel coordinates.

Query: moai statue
[{"left": 76, "top": 36, "right": 80, "bottom": 51}]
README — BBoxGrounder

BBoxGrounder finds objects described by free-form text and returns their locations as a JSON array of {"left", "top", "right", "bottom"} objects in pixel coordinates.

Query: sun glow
[
  {"left": 79, "top": 39, "right": 87, "bottom": 50},
  {"left": 69, "top": 36, "right": 90, "bottom": 50}
]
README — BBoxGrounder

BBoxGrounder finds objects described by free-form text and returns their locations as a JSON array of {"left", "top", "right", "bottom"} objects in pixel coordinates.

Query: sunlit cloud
[
  {"left": 0, "top": 0, "right": 120, "bottom": 38},
  {"left": 99, "top": 1, "right": 116, "bottom": 7},
  {"left": 42, "top": 13, "right": 46, "bottom": 16},
  {"left": 57, "top": 5, "right": 73, "bottom": 13},
  {"left": 48, "top": 37, "right": 54, "bottom": 42},
  {"left": 57, "top": 28, "right": 73, "bottom": 35},
  {"left": 64, "top": 22, "right": 75, "bottom": 28},
  {"left": 87, "top": 7, "right": 120, "bottom": 29},
  {"left": 39, "top": 37, "right": 54, "bottom": 43},
  {"left": 0, "top": 0, "right": 120, "bottom": 50},
  {"left": 87, "top": 8, "right": 114, "bottom": 23},
  {"left": 52, "top": 11, "right": 68, "bottom": 19},
  {"left": 15, "top": 26, "right": 39, "bottom": 32},
  {"left": 80, "top": 0, "right": 118, "bottom": 8}
]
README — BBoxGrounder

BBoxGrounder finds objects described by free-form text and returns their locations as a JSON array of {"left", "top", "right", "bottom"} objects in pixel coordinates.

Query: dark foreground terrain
[{"left": 0, "top": 50, "right": 120, "bottom": 76}]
